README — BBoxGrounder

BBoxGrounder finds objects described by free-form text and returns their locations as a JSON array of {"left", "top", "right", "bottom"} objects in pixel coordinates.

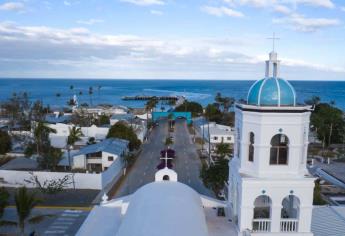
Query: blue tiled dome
[{"left": 247, "top": 77, "right": 296, "bottom": 106}]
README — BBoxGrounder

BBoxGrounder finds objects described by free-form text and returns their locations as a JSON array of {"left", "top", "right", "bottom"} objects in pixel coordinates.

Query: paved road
[
  {"left": 173, "top": 119, "right": 213, "bottom": 196},
  {"left": 113, "top": 118, "right": 213, "bottom": 198},
  {"left": 0, "top": 207, "right": 89, "bottom": 236}
]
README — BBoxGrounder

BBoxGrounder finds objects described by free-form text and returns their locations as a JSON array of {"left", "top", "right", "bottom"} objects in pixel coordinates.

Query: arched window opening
[
  {"left": 253, "top": 195, "right": 272, "bottom": 232},
  {"left": 270, "top": 134, "right": 289, "bottom": 165},
  {"left": 281, "top": 195, "right": 300, "bottom": 232},
  {"left": 163, "top": 175, "right": 170, "bottom": 181},
  {"left": 237, "top": 128, "right": 241, "bottom": 158},
  {"left": 248, "top": 132, "right": 254, "bottom": 162}
]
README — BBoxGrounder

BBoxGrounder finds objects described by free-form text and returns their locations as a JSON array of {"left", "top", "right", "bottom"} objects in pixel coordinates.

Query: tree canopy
[
  {"left": 311, "top": 102, "right": 345, "bottom": 146},
  {"left": 215, "top": 92, "right": 235, "bottom": 113},
  {"left": 200, "top": 159, "right": 229, "bottom": 194},
  {"left": 107, "top": 122, "right": 141, "bottom": 151},
  {"left": 0, "top": 187, "right": 9, "bottom": 218},
  {"left": 0, "top": 130, "right": 11, "bottom": 154},
  {"left": 205, "top": 104, "right": 222, "bottom": 123},
  {"left": 216, "top": 142, "right": 232, "bottom": 159},
  {"left": 174, "top": 101, "right": 203, "bottom": 117}
]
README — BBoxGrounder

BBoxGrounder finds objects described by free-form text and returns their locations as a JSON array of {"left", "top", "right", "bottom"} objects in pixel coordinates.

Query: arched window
[
  {"left": 253, "top": 195, "right": 272, "bottom": 232},
  {"left": 163, "top": 175, "right": 170, "bottom": 181},
  {"left": 248, "top": 132, "right": 254, "bottom": 162},
  {"left": 281, "top": 195, "right": 300, "bottom": 232},
  {"left": 270, "top": 134, "right": 289, "bottom": 165}
]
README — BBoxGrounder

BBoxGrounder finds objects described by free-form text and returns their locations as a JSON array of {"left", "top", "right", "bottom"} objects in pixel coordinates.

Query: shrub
[
  {"left": 0, "top": 187, "right": 9, "bottom": 218},
  {"left": 0, "top": 130, "right": 11, "bottom": 154}
]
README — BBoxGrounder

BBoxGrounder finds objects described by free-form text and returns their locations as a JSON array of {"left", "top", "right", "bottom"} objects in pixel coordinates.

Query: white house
[
  {"left": 71, "top": 138, "right": 129, "bottom": 173},
  {"left": 200, "top": 122, "right": 235, "bottom": 144},
  {"left": 227, "top": 50, "right": 315, "bottom": 235},
  {"left": 85, "top": 105, "right": 129, "bottom": 116},
  {"left": 110, "top": 114, "right": 135, "bottom": 126},
  {"left": 48, "top": 123, "right": 109, "bottom": 149}
]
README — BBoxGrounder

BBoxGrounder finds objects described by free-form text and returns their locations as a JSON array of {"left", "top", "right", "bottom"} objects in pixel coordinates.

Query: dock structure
[{"left": 122, "top": 95, "right": 182, "bottom": 101}]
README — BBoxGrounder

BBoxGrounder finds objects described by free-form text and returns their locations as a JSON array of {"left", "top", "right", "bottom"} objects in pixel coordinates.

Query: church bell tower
[{"left": 227, "top": 50, "right": 315, "bottom": 236}]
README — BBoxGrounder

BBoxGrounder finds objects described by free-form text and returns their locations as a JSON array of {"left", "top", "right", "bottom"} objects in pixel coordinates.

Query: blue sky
[{"left": 0, "top": 0, "right": 344, "bottom": 80}]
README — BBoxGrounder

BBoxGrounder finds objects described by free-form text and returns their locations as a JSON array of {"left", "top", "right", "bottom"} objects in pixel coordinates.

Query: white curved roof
[{"left": 116, "top": 181, "right": 209, "bottom": 236}]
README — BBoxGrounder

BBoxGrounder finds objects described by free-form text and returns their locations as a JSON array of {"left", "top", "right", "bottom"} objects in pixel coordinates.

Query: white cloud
[
  {"left": 235, "top": 0, "right": 276, "bottom": 7},
  {"left": 120, "top": 0, "right": 165, "bottom": 6},
  {"left": 0, "top": 22, "right": 343, "bottom": 79},
  {"left": 273, "top": 13, "right": 340, "bottom": 32},
  {"left": 274, "top": 4, "right": 292, "bottom": 14},
  {"left": 64, "top": 1, "right": 71, "bottom": 6},
  {"left": 77, "top": 19, "right": 104, "bottom": 25},
  {"left": 233, "top": 0, "right": 335, "bottom": 8},
  {"left": 289, "top": 0, "right": 334, "bottom": 9},
  {"left": 150, "top": 10, "right": 163, "bottom": 15},
  {"left": 0, "top": 2, "right": 25, "bottom": 11},
  {"left": 201, "top": 6, "right": 244, "bottom": 18}
]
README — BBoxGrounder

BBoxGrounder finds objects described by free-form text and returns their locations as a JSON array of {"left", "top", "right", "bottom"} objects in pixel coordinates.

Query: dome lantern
[{"left": 247, "top": 50, "right": 296, "bottom": 107}]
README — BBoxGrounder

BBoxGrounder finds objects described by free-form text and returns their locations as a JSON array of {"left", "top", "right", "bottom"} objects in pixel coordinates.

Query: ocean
[{"left": 0, "top": 79, "right": 344, "bottom": 110}]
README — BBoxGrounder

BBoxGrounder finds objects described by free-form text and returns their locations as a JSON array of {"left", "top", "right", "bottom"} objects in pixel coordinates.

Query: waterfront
[{"left": 1, "top": 79, "right": 345, "bottom": 109}]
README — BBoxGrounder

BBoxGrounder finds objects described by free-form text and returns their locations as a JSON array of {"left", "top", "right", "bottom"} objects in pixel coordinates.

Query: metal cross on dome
[
  {"left": 267, "top": 32, "right": 280, "bottom": 52},
  {"left": 160, "top": 150, "right": 173, "bottom": 168}
]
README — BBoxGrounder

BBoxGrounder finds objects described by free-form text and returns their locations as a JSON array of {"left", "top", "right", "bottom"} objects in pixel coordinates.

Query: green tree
[
  {"left": 31, "top": 100, "right": 47, "bottom": 122},
  {"left": 165, "top": 137, "right": 173, "bottom": 146},
  {"left": 200, "top": 159, "right": 229, "bottom": 194},
  {"left": 88, "top": 87, "right": 93, "bottom": 106},
  {"left": 0, "top": 187, "right": 51, "bottom": 235},
  {"left": 205, "top": 104, "right": 222, "bottom": 123},
  {"left": 174, "top": 101, "right": 203, "bottom": 117},
  {"left": 313, "top": 180, "right": 326, "bottom": 205},
  {"left": 97, "top": 114, "right": 110, "bottom": 126},
  {"left": 311, "top": 103, "right": 345, "bottom": 148},
  {"left": 0, "top": 130, "right": 11, "bottom": 154},
  {"left": 214, "top": 92, "right": 235, "bottom": 113},
  {"left": 216, "top": 142, "right": 231, "bottom": 159},
  {"left": 107, "top": 122, "right": 141, "bottom": 151},
  {"left": 67, "top": 126, "right": 83, "bottom": 169},
  {"left": 0, "top": 187, "right": 9, "bottom": 218},
  {"left": 33, "top": 122, "right": 56, "bottom": 156},
  {"left": 41, "top": 147, "right": 63, "bottom": 171},
  {"left": 145, "top": 98, "right": 159, "bottom": 130}
]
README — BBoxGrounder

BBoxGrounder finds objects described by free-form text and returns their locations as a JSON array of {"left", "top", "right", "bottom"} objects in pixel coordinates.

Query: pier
[{"left": 122, "top": 95, "right": 181, "bottom": 101}]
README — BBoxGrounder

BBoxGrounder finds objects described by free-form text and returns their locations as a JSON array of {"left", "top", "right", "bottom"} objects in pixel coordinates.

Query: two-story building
[{"left": 72, "top": 138, "right": 129, "bottom": 173}]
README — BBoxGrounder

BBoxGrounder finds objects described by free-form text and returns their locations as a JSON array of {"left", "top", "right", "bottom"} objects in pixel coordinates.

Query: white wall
[
  {"left": 0, "top": 170, "right": 101, "bottom": 189},
  {"left": 0, "top": 158, "right": 124, "bottom": 190},
  {"left": 49, "top": 123, "right": 109, "bottom": 148}
]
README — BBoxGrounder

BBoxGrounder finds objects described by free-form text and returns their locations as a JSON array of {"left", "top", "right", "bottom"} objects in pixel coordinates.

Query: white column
[
  {"left": 271, "top": 204, "right": 282, "bottom": 232},
  {"left": 239, "top": 205, "right": 254, "bottom": 232},
  {"left": 298, "top": 206, "right": 313, "bottom": 232}
]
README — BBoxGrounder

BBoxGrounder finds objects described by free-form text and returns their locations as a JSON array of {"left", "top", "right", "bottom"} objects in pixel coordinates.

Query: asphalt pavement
[
  {"left": 0, "top": 207, "right": 89, "bottom": 236},
  {"left": 113, "top": 118, "right": 213, "bottom": 198}
]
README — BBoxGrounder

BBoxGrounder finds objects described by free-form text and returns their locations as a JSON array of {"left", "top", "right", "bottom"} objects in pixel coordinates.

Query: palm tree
[
  {"left": 88, "top": 87, "right": 93, "bottom": 107},
  {"left": 145, "top": 98, "right": 158, "bottom": 130},
  {"left": 216, "top": 142, "right": 231, "bottom": 159},
  {"left": 67, "top": 126, "right": 83, "bottom": 170},
  {"left": 0, "top": 187, "right": 51, "bottom": 235},
  {"left": 69, "top": 85, "right": 74, "bottom": 95},
  {"left": 33, "top": 122, "right": 56, "bottom": 156}
]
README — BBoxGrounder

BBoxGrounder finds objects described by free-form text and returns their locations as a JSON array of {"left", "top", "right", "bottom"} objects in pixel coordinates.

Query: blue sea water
[{"left": 0, "top": 79, "right": 344, "bottom": 110}]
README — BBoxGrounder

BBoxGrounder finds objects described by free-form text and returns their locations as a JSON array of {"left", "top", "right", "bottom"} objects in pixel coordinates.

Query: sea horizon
[{"left": 0, "top": 78, "right": 344, "bottom": 110}]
